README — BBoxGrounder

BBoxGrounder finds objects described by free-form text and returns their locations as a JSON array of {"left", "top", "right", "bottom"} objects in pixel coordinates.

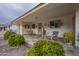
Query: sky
[{"left": 0, "top": 3, "right": 39, "bottom": 24}]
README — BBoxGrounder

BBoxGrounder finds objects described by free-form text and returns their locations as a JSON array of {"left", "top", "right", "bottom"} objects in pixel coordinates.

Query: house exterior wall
[
  {"left": 18, "top": 24, "right": 31, "bottom": 35},
  {"left": 30, "top": 14, "right": 73, "bottom": 37},
  {"left": 16, "top": 14, "right": 74, "bottom": 39},
  {"left": 18, "top": 14, "right": 73, "bottom": 37},
  {"left": 45, "top": 14, "right": 73, "bottom": 37}
]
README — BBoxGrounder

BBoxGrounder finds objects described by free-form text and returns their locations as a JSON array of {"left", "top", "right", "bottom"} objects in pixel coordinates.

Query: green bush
[
  {"left": 15, "top": 34, "right": 25, "bottom": 46},
  {"left": 27, "top": 39, "right": 65, "bottom": 56},
  {"left": 8, "top": 33, "right": 25, "bottom": 47},
  {"left": 4, "top": 31, "right": 25, "bottom": 47},
  {"left": 63, "top": 32, "right": 74, "bottom": 42},
  {"left": 8, "top": 33, "right": 16, "bottom": 47},
  {"left": 4, "top": 31, "right": 15, "bottom": 40}
]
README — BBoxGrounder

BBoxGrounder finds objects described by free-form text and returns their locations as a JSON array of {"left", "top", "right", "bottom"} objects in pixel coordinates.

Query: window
[
  {"left": 50, "top": 21, "right": 54, "bottom": 28},
  {"left": 32, "top": 24, "right": 35, "bottom": 29},
  {"left": 49, "top": 20, "right": 62, "bottom": 28},
  {"left": 24, "top": 24, "right": 30, "bottom": 29},
  {"left": 38, "top": 23, "right": 42, "bottom": 29}
]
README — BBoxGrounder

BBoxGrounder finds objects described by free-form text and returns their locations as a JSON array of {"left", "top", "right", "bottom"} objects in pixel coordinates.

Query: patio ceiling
[{"left": 13, "top": 4, "right": 77, "bottom": 25}]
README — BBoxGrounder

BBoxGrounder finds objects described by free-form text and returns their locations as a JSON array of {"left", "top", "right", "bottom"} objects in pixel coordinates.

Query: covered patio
[{"left": 12, "top": 3, "right": 79, "bottom": 47}]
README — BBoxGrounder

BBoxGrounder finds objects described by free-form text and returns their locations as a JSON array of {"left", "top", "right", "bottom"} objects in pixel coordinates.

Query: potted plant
[{"left": 63, "top": 32, "right": 74, "bottom": 44}]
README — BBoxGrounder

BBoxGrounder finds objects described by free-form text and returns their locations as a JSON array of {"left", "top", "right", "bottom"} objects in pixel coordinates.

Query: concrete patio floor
[
  {"left": 0, "top": 35, "right": 28, "bottom": 56},
  {"left": 0, "top": 34, "right": 79, "bottom": 56},
  {"left": 64, "top": 44, "right": 79, "bottom": 56}
]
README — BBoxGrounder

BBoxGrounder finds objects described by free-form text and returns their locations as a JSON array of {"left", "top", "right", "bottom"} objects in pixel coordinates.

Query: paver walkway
[{"left": 0, "top": 34, "right": 28, "bottom": 56}]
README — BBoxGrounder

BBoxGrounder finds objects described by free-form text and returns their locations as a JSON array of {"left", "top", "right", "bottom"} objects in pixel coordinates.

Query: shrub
[
  {"left": 8, "top": 33, "right": 16, "bottom": 47},
  {"left": 63, "top": 32, "right": 74, "bottom": 42},
  {"left": 4, "top": 31, "right": 15, "bottom": 40},
  {"left": 27, "top": 39, "right": 65, "bottom": 56},
  {"left": 4, "top": 31, "right": 25, "bottom": 47},
  {"left": 8, "top": 33, "right": 25, "bottom": 47},
  {"left": 15, "top": 34, "right": 25, "bottom": 46}
]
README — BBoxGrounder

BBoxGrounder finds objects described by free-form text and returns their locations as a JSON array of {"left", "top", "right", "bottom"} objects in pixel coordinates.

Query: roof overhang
[
  {"left": 12, "top": 3, "right": 48, "bottom": 24},
  {"left": 12, "top": 3, "right": 79, "bottom": 25}
]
